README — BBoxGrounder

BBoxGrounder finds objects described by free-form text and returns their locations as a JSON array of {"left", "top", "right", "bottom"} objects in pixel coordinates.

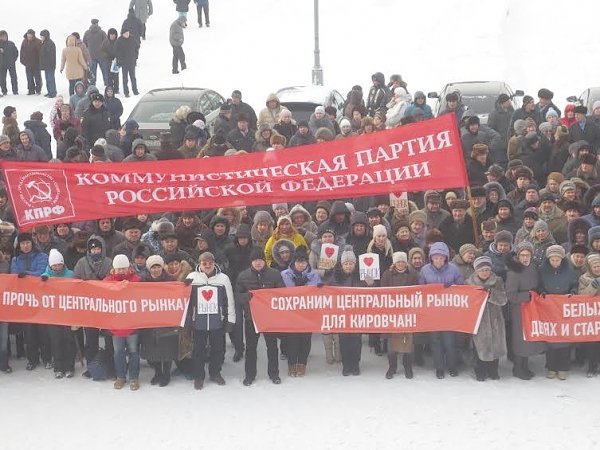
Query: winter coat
[
  {"left": 538, "top": 258, "right": 578, "bottom": 348},
  {"left": 186, "top": 268, "right": 236, "bottom": 330},
  {"left": 466, "top": 158, "right": 488, "bottom": 186},
  {"left": 104, "top": 129, "right": 125, "bottom": 161},
  {"left": 95, "top": 226, "right": 126, "bottom": 258},
  {"left": 308, "top": 113, "right": 334, "bottom": 136},
  {"left": 23, "top": 119, "right": 51, "bottom": 160},
  {"left": 39, "top": 32, "right": 56, "bottom": 71},
  {"left": 317, "top": 201, "right": 351, "bottom": 239},
  {"left": 439, "top": 214, "right": 476, "bottom": 254},
  {"left": 2, "top": 116, "right": 20, "bottom": 147},
  {"left": 10, "top": 248, "right": 48, "bottom": 276},
  {"left": 381, "top": 266, "right": 418, "bottom": 352},
  {"left": 83, "top": 24, "right": 107, "bottom": 60},
  {"left": 505, "top": 257, "right": 545, "bottom": 357},
  {"left": 130, "top": 0, "right": 153, "bottom": 23},
  {"left": 20, "top": 35, "right": 42, "bottom": 68},
  {"left": 366, "top": 74, "right": 390, "bottom": 116},
  {"left": 418, "top": 242, "right": 464, "bottom": 287},
  {"left": 484, "top": 244, "right": 512, "bottom": 281},
  {"left": 404, "top": 102, "right": 433, "bottom": 119},
  {"left": 140, "top": 272, "right": 180, "bottom": 362},
  {"left": 289, "top": 130, "right": 316, "bottom": 147},
  {"left": 531, "top": 235, "right": 556, "bottom": 269},
  {"left": 61, "top": 36, "right": 87, "bottom": 81},
  {"left": 487, "top": 102, "right": 514, "bottom": 149},
  {"left": 16, "top": 129, "right": 49, "bottom": 162},
  {"left": 258, "top": 93, "right": 285, "bottom": 129},
  {"left": 174, "top": 0, "right": 191, "bottom": 12},
  {"left": 231, "top": 101, "right": 258, "bottom": 131},
  {"left": 579, "top": 270, "right": 600, "bottom": 296},
  {"left": 466, "top": 272, "right": 507, "bottom": 361},
  {"left": 461, "top": 125, "right": 504, "bottom": 165},
  {"left": 264, "top": 229, "right": 308, "bottom": 268},
  {"left": 227, "top": 127, "right": 255, "bottom": 151},
  {"left": 224, "top": 240, "right": 260, "bottom": 284},
  {"left": 104, "top": 92, "right": 123, "bottom": 130},
  {"left": 235, "top": 265, "right": 285, "bottom": 319},
  {"left": 100, "top": 36, "right": 117, "bottom": 63},
  {"left": 0, "top": 39, "right": 18, "bottom": 68},
  {"left": 104, "top": 268, "right": 142, "bottom": 336},
  {"left": 121, "top": 11, "right": 144, "bottom": 44},
  {"left": 115, "top": 35, "right": 138, "bottom": 68},
  {"left": 562, "top": 218, "right": 590, "bottom": 253},
  {"left": 451, "top": 253, "right": 476, "bottom": 280},
  {"left": 73, "top": 236, "right": 113, "bottom": 280},
  {"left": 281, "top": 265, "right": 321, "bottom": 288},
  {"left": 82, "top": 105, "right": 111, "bottom": 147},
  {"left": 169, "top": 18, "right": 185, "bottom": 47},
  {"left": 569, "top": 120, "right": 600, "bottom": 151}
]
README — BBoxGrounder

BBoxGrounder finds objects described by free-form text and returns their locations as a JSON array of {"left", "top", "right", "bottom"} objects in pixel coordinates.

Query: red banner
[
  {"left": 249, "top": 284, "right": 488, "bottom": 333},
  {"left": 0, "top": 275, "right": 190, "bottom": 329},
  {"left": 0, "top": 115, "right": 467, "bottom": 229},
  {"left": 523, "top": 292, "right": 600, "bottom": 342}
]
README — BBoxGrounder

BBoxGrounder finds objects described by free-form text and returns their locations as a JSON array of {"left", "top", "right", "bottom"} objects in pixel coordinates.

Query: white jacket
[{"left": 186, "top": 268, "right": 236, "bottom": 325}]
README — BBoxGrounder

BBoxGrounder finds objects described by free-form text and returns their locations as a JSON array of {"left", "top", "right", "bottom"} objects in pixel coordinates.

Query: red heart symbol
[
  {"left": 363, "top": 257, "right": 374, "bottom": 267},
  {"left": 325, "top": 247, "right": 334, "bottom": 258},
  {"left": 201, "top": 290, "right": 213, "bottom": 301}
]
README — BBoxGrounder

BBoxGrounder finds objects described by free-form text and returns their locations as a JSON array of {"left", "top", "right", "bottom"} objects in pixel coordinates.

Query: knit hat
[
  {"left": 318, "top": 227, "right": 336, "bottom": 239},
  {"left": 515, "top": 241, "right": 534, "bottom": 256},
  {"left": 559, "top": 180, "right": 576, "bottom": 196},
  {"left": 272, "top": 203, "right": 288, "bottom": 213},
  {"left": 546, "top": 245, "right": 566, "bottom": 259},
  {"left": 409, "top": 210, "right": 426, "bottom": 224},
  {"left": 593, "top": 101, "right": 600, "bottom": 112},
  {"left": 340, "top": 245, "right": 357, "bottom": 265},
  {"left": 48, "top": 249, "right": 64, "bottom": 267},
  {"left": 199, "top": 251, "right": 215, "bottom": 262},
  {"left": 3, "top": 106, "right": 15, "bottom": 117},
  {"left": 112, "top": 254, "right": 130, "bottom": 269},
  {"left": 315, "top": 200, "right": 331, "bottom": 215},
  {"left": 523, "top": 207, "right": 539, "bottom": 220},
  {"left": 540, "top": 192, "right": 556, "bottom": 203},
  {"left": 236, "top": 223, "right": 251, "bottom": 238},
  {"left": 249, "top": 247, "right": 265, "bottom": 262},
  {"left": 513, "top": 119, "right": 527, "bottom": 135},
  {"left": 0, "top": 135, "right": 9, "bottom": 146},
  {"left": 588, "top": 226, "right": 600, "bottom": 245},
  {"left": 459, "top": 243, "right": 479, "bottom": 258},
  {"left": 494, "top": 230, "right": 513, "bottom": 244},
  {"left": 372, "top": 224, "right": 387, "bottom": 237},
  {"left": 277, "top": 215, "right": 292, "bottom": 228},
  {"left": 253, "top": 210, "right": 274, "bottom": 225},
  {"left": 340, "top": 118, "right": 351, "bottom": 129},
  {"left": 545, "top": 108, "right": 559, "bottom": 118},
  {"left": 532, "top": 220, "right": 549, "bottom": 233},
  {"left": 392, "top": 252, "right": 407, "bottom": 264},
  {"left": 515, "top": 167, "right": 532, "bottom": 180},
  {"left": 146, "top": 255, "right": 164, "bottom": 270},
  {"left": 367, "top": 207, "right": 383, "bottom": 218},
  {"left": 522, "top": 95, "right": 534, "bottom": 105},
  {"left": 539, "top": 122, "right": 552, "bottom": 133},
  {"left": 314, "top": 106, "right": 325, "bottom": 115},
  {"left": 124, "top": 119, "right": 139, "bottom": 131},
  {"left": 473, "top": 256, "right": 492, "bottom": 272},
  {"left": 586, "top": 253, "right": 600, "bottom": 268},
  {"left": 497, "top": 93, "right": 510, "bottom": 103}
]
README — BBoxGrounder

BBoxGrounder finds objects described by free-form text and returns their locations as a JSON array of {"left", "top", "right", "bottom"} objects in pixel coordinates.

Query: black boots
[
  {"left": 151, "top": 361, "right": 172, "bottom": 386},
  {"left": 386, "top": 353, "right": 413, "bottom": 379},
  {"left": 512, "top": 356, "right": 533, "bottom": 380}
]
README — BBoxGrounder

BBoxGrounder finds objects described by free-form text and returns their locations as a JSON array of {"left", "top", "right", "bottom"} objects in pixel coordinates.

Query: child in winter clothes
[
  {"left": 104, "top": 254, "right": 142, "bottom": 390},
  {"left": 42, "top": 249, "right": 76, "bottom": 379}
]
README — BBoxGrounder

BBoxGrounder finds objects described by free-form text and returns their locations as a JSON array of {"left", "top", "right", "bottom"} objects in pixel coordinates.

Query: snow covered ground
[{"left": 3, "top": 0, "right": 600, "bottom": 448}]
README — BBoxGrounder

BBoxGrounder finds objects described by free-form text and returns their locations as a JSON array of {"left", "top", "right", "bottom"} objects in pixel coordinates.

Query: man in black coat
[
  {"left": 569, "top": 106, "right": 600, "bottom": 152},
  {"left": 0, "top": 31, "right": 19, "bottom": 95},
  {"left": 487, "top": 94, "right": 514, "bottom": 152},
  {"left": 439, "top": 199, "right": 476, "bottom": 254},
  {"left": 38, "top": 30, "right": 56, "bottom": 98},
  {"left": 121, "top": 8, "right": 144, "bottom": 47},
  {"left": 226, "top": 113, "right": 255, "bottom": 151},
  {"left": 510, "top": 95, "right": 542, "bottom": 130},
  {"left": 115, "top": 29, "right": 139, "bottom": 97},
  {"left": 20, "top": 29, "right": 42, "bottom": 95},
  {"left": 235, "top": 247, "right": 286, "bottom": 385},
  {"left": 230, "top": 90, "right": 257, "bottom": 130},
  {"left": 82, "top": 93, "right": 111, "bottom": 147}
]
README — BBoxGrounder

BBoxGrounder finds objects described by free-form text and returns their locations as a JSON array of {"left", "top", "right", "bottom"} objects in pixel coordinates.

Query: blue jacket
[
  {"left": 10, "top": 250, "right": 48, "bottom": 276},
  {"left": 281, "top": 266, "right": 321, "bottom": 287},
  {"left": 404, "top": 103, "right": 433, "bottom": 119},
  {"left": 42, "top": 266, "right": 74, "bottom": 278},
  {"left": 418, "top": 242, "right": 464, "bottom": 287}
]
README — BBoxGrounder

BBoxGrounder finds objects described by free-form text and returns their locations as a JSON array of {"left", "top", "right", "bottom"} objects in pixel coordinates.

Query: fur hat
[
  {"left": 562, "top": 201, "right": 582, "bottom": 213},
  {"left": 546, "top": 245, "right": 566, "bottom": 260},
  {"left": 547, "top": 172, "right": 564, "bottom": 184},
  {"left": 581, "top": 153, "right": 597, "bottom": 166},
  {"left": 539, "top": 122, "right": 552, "bottom": 133},
  {"left": 291, "top": 246, "right": 309, "bottom": 264},
  {"left": 409, "top": 210, "right": 426, "bottom": 225},
  {"left": 459, "top": 243, "right": 479, "bottom": 258},
  {"left": 470, "top": 186, "right": 487, "bottom": 198},
  {"left": 146, "top": 255, "right": 164, "bottom": 270},
  {"left": 315, "top": 200, "right": 331, "bottom": 215},
  {"left": 340, "top": 245, "right": 357, "bottom": 265},
  {"left": 507, "top": 159, "right": 523, "bottom": 169},
  {"left": 523, "top": 207, "right": 539, "bottom": 220},
  {"left": 277, "top": 215, "right": 292, "bottom": 228},
  {"left": 122, "top": 218, "right": 143, "bottom": 232},
  {"left": 574, "top": 105, "right": 588, "bottom": 115},
  {"left": 513, "top": 119, "right": 527, "bottom": 134},
  {"left": 571, "top": 244, "right": 589, "bottom": 256},
  {"left": 450, "top": 199, "right": 469, "bottom": 210},
  {"left": 537, "top": 88, "right": 554, "bottom": 100},
  {"left": 473, "top": 256, "right": 492, "bottom": 272},
  {"left": 532, "top": 220, "right": 549, "bottom": 234},
  {"left": 236, "top": 223, "right": 251, "bottom": 238},
  {"left": 494, "top": 230, "right": 513, "bottom": 244},
  {"left": 559, "top": 180, "right": 576, "bottom": 196},
  {"left": 485, "top": 164, "right": 504, "bottom": 178},
  {"left": 272, "top": 203, "right": 288, "bottom": 213},
  {"left": 48, "top": 249, "right": 64, "bottom": 267},
  {"left": 515, "top": 167, "right": 533, "bottom": 180},
  {"left": 540, "top": 192, "right": 556, "bottom": 203},
  {"left": 392, "top": 252, "right": 407, "bottom": 264},
  {"left": 481, "top": 220, "right": 497, "bottom": 233},
  {"left": 372, "top": 224, "right": 387, "bottom": 237},
  {"left": 471, "top": 143, "right": 488, "bottom": 158},
  {"left": 555, "top": 125, "right": 569, "bottom": 140},
  {"left": 315, "top": 127, "right": 334, "bottom": 141},
  {"left": 586, "top": 253, "right": 600, "bottom": 268},
  {"left": 515, "top": 241, "right": 534, "bottom": 256},
  {"left": 3, "top": 106, "right": 15, "bottom": 117},
  {"left": 112, "top": 254, "right": 130, "bottom": 269}
]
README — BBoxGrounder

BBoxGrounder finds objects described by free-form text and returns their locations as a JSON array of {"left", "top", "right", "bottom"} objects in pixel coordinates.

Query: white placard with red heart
[
  {"left": 318, "top": 243, "right": 339, "bottom": 270},
  {"left": 359, "top": 252, "right": 380, "bottom": 281},
  {"left": 389, "top": 192, "right": 409, "bottom": 214},
  {"left": 196, "top": 285, "right": 218, "bottom": 314}
]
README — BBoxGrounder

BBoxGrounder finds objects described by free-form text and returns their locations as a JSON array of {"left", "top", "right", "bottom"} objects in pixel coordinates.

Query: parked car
[
  {"left": 127, "top": 87, "right": 226, "bottom": 150},
  {"left": 567, "top": 87, "right": 600, "bottom": 112},
  {"left": 275, "top": 85, "right": 346, "bottom": 123},
  {"left": 428, "top": 81, "right": 523, "bottom": 124}
]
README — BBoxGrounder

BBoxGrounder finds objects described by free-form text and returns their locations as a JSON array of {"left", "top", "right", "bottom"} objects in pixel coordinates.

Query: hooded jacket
[
  {"left": 10, "top": 242, "right": 48, "bottom": 276},
  {"left": 24, "top": 118, "right": 51, "bottom": 159},
  {"left": 73, "top": 235, "right": 113, "bottom": 280},
  {"left": 186, "top": 266, "right": 236, "bottom": 330},
  {"left": 418, "top": 242, "right": 464, "bottom": 287},
  {"left": 123, "top": 138, "right": 157, "bottom": 162},
  {"left": 258, "top": 93, "right": 285, "bottom": 129},
  {"left": 16, "top": 129, "right": 49, "bottom": 161},
  {"left": 61, "top": 35, "right": 87, "bottom": 81},
  {"left": 39, "top": 30, "right": 56, "bottom": 71}
]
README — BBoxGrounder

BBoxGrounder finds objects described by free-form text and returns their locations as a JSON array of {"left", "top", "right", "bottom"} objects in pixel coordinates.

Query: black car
[
  {"left": 567, "top": 87, "right": 600, "bottom": 112},
  {"left": 428, "top": 81, "right": 523, "bottom": 124},
  {"left": 127, "top": 87, "right": 226, "bottom": 150}
]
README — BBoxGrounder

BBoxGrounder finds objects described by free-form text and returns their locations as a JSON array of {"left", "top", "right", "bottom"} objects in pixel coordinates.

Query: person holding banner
[
  {"left": 381, "top": 252, "right": 418, "bottom": 380},
  {"left": 281, "top": 247, "right": 321, "bottom": 377},
  {"left": 466, "top": 256, "right": 507, "bottom": 381},
  {"left": 10, "top": 232, "right": 50, "bottom": 371},
  {"left": 235, "top": 247, "right": 286, "bottom": 386},
  {"left": 577, "top": 253, "right": 600, "bottom": 377},
  {"left": 418, "top": 242, "right": 464, "bottom": 379},
  {"left": 186, "top": 252, "right": 236, "bottom": 390},
  {"left": 538, "top": 245, "right": 578, "bottom": 380}
]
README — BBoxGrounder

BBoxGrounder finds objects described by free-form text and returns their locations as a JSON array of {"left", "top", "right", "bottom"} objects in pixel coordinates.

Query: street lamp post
[{"left": 312, "top": 0, "right": 323, "bottom": 85}]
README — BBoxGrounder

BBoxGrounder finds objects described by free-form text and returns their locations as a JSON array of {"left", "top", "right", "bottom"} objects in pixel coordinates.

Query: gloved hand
[
  {"left": 183, "top": 278, "right": 193, "bottom": 286},
  {"left": 225, "top": 322, "right": 234, "bottom": 333},
  {"left": 17, "top": 272, "right": 26, "bottom": 279},
  {"left": 365, "top": 276, "right": 374, "bottom": 287},
  {"left": 540, "top": 292, "right": 547, "bottom": 299},
  {"left": 316, "top": 283, "right": 324, "bottom": 288},
  {"left": 41, "top": 275, "right": 48, "bottom": 282},
  {"left": 591, "top": 278, "right": 600, "bottom": 289}
]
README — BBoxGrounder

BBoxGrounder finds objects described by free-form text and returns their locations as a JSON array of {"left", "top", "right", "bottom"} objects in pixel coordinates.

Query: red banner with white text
[
  {"left": 249, "top": 284, "right": 488, "bottom": 333},
  {"left": 0, "top": 114, "right": 467, "bottom": 229},
  {"left": 523, "top": 292, "right": 600, "bottom": 342},
  {"left": 0, "top": 275, "right": 190, "bottom": 329}
]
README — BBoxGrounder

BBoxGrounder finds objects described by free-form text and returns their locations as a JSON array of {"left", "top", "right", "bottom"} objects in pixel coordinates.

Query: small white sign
[
  {"left": 196, "top": 286, "right": 218, "bottom": 315},
  {"left": 318, "top": 243, "right": 339, "bottom": 270},
  {"left": 390, "top": 192, "right": 409, "bottom": 214},
  {"left": 359, "top": 252, "right": 380, "bottom": 281}
]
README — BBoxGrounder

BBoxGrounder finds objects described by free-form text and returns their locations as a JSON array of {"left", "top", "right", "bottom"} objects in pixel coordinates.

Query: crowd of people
[{"left": 1, "top": 62, "right": 600, "bottom": 391}]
